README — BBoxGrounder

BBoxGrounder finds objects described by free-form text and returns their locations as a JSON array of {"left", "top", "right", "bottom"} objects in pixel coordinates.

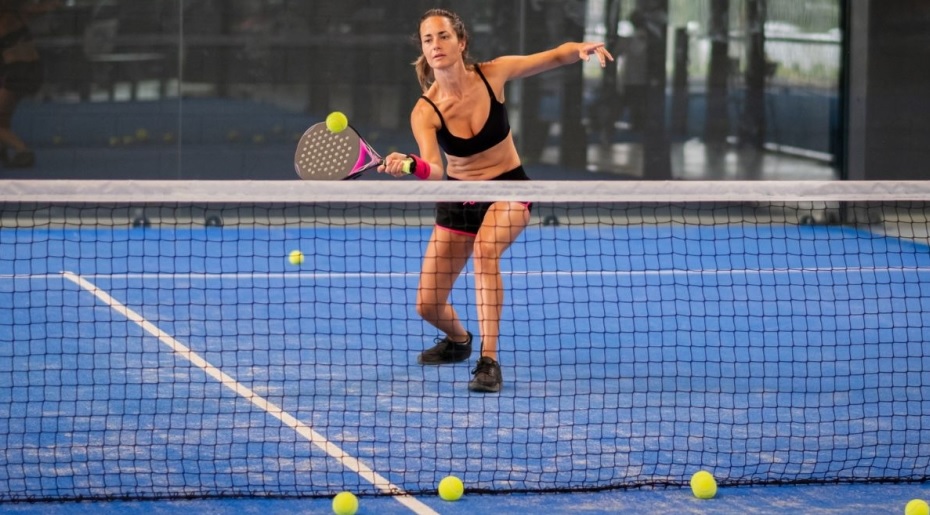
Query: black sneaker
[
  {"left": 468, "top": 356, "right": 503, "bottom": 393},
  {"left": 417, "top": 331, "right": 472, "bottom": 365}
]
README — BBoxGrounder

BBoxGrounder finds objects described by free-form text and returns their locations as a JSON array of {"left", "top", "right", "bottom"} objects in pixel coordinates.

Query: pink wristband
[{"left": 405, "top": 154, "right": 431, "bottom": 180}]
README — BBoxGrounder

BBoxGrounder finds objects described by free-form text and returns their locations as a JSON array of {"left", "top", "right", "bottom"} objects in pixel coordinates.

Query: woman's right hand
[{"left": 378, "top": 152, "right": 412, "bottom": 177}]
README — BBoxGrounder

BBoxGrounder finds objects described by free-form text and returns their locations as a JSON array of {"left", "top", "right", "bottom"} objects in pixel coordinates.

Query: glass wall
[{"left": 7, "top": 0, "right": 842, "bottom": 180}]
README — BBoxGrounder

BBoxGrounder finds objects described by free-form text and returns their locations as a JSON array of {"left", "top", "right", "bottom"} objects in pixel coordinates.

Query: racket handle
[{"left": 404, "top": 154, "right": 431, "bottom": 179}]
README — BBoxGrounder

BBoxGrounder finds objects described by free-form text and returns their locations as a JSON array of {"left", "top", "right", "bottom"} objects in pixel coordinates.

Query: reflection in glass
[{"left": 13, "top": 0, "right": 841, "bottom": 181}]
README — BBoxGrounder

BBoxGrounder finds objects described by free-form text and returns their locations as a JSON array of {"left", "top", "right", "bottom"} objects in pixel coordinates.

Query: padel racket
[{"left": 294, "top": 123, "right": 410, "bottom": 180}]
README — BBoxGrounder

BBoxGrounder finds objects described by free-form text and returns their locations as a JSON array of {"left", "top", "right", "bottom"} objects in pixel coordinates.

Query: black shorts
[
  {"left": 1, "top": 61, "right": 43, "bottom": 96},
  {"left": 435, "top": 166, "right": 532, "bottom": 236}
]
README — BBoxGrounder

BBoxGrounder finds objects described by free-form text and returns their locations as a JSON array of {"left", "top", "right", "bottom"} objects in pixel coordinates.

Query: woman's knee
[{"left": 472, "top": 239, "right": 501, "bottom": 271}]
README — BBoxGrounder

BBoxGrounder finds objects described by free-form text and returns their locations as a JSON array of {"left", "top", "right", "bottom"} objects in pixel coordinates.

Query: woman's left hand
[{"left": 578, "top": 42, "right": 614, "bottom": 67}]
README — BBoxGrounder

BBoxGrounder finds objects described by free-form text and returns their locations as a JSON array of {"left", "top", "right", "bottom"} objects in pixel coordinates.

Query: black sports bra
[{"left": 419, "top": 64, "right": 511, "bottom": 158}]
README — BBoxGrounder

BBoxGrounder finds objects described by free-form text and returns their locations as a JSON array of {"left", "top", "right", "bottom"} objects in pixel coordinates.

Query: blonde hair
[{"left": 412, "top": 9, "right": 472, "bottom": 92}]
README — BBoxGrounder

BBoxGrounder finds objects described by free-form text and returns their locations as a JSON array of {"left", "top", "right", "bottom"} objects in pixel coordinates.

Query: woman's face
[{"left": 419, "top": 15, "right": 465, "bottom": 69}]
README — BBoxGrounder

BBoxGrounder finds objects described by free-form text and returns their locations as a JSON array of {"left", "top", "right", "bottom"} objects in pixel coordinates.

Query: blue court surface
[
  {"left": 0, "top": 482, "right": 928, "bottom": 514},
  {"left": 2, "top": 220, "right": 930, "bottom": 513}
]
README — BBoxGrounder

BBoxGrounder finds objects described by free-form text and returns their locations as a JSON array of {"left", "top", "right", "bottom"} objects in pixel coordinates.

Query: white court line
[{"left": 61, "top": 271, "right": 439, "bottom": 515}]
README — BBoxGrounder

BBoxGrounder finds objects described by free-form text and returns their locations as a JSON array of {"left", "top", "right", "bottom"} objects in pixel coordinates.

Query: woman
[
  {"left": 0, "top": 0, "right": 59, "bottom": 168},
  {"left": 379, "top": 8, "right": 612, "bottom": 393}
]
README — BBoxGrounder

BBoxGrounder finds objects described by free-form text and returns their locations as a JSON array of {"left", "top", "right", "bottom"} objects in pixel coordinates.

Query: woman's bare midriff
[{"left": 444, "top": 133, "right": 522, "bottom": 181}]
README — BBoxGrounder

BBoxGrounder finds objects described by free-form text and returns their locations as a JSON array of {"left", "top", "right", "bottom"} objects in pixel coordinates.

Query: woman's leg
[
  {"left": 416, "top": 226, "right": 474, "bottom": 342},
  {"left": 472, "top": 201, "right": 531, "bottom": 361}
]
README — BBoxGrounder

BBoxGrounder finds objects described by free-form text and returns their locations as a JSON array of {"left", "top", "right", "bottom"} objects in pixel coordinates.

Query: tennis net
[{"left": 1, "top": 179, "right": 930, "bottom": 501}]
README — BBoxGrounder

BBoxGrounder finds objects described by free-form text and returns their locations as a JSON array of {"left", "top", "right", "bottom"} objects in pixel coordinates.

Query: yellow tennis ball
[
  {"left": 690, "top": 470, "right": 717, "bottom": 499},
  {"left": 326, "top": 111, "right": 348, "bottom": 133},
  {"left": 907, "top": 499, "right": 930, "bottom": 515},
  {"left": 331, "top": 491, "right": 358, "bottom": 515},
  {"left": 288, "top": 250, "right": 304, "bottom": 266},
  {"left": 438, "top": 475, "right": 464, "bottom": 501}
]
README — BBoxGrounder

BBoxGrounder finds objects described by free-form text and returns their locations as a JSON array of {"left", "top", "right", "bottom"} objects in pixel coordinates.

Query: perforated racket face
[{"left": 294, "top": 124, "right": 380, "bottom": 180}]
